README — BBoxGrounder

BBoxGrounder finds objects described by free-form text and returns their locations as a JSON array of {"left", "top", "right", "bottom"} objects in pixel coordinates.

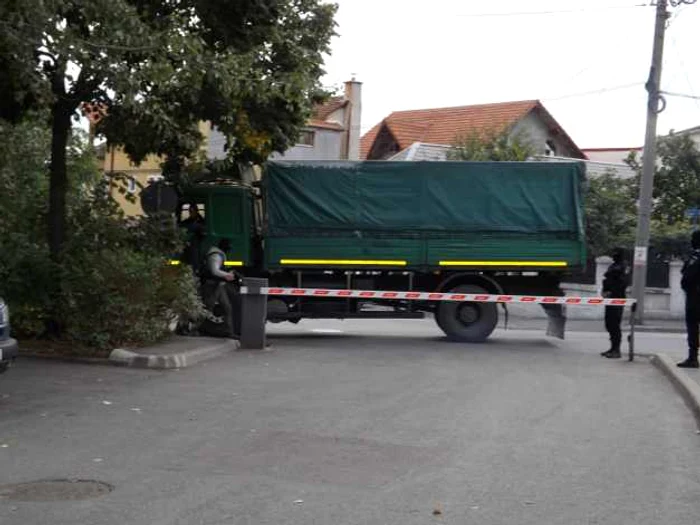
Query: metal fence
[{"left": 566, "top": 256, "right": 670, "bottom": 289}]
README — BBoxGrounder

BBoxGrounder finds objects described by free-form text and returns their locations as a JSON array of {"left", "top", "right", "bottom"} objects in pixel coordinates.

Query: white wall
[
  {"left": 207, "top": 127, "right": 345, "bottom": 162},
  {"left": 207, "top": 127, "right": 227, "bottom": 160},
  {"left": 583, "top": 149, "right": 641, "bottom": 165},
  {"left": 270, "top": 129, "right": 344, "bottom": 161},
  {"left": 510, "top": 112, "right": 580, "bottom": 158},
  {"left": 682, "top": 128, "right": 700, "bottom": 150}
]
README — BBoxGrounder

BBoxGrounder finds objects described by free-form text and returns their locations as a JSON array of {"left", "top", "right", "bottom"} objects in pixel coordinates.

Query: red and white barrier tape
[{"left": 240, "top": 287, "right": 635, "bottom": 307}]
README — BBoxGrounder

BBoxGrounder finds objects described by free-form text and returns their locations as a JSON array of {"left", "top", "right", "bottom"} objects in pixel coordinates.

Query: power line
[
  {"left": 454, "top": 4, "right": 652, "bottom": 18},
  {"left": 667, "top": 34, "right": 700, "bottom": 111},
  {"left": 662, "top": 90, "right": 700, "bottom": 100},
  {"left": 542, "top": 82, "right": 643, "bottom": 101}
]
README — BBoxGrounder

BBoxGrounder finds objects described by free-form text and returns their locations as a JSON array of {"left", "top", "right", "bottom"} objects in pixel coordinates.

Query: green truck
[{"left": 180, "top": 160, "right": 586, "bottom": 342}]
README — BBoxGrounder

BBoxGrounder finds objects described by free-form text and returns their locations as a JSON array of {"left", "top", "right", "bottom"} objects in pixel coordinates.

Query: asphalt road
[{"left": 1, "top": 320, "right": 700, "bottom": 525}]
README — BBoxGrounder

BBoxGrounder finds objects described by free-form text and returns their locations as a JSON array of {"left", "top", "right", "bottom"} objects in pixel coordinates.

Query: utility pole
[{"left": 631, "top": 0, "right": 670, "bottom": 323}]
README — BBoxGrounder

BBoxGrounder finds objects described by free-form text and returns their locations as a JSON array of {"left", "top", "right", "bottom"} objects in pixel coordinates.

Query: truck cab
[{"left": 178, "top": 183, "right": 258, "bottom": 270}]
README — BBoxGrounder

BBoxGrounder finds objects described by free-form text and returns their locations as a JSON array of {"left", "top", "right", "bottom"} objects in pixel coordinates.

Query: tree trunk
[
  {"left": 48, "top": 102, "right": 71, "bottom": 261},
  {"left": 45, "top": 99, "right": 73, "bottom": 338}
]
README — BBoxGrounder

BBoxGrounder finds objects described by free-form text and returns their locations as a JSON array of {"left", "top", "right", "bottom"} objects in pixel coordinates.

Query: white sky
[{"left": 321, "top": 0, "right": 700, "bottom": 149}]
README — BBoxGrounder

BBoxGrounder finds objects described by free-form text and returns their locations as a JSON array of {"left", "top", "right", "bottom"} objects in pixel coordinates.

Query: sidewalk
[
  {"left": 109, "top": 336, "right": 240, "bottom": 369},
  {"left": 505, "top": 316, "right": 686, "bottom": 334},
  {"left": 549, "top": 317, "right": 700, "bottom": 427}
]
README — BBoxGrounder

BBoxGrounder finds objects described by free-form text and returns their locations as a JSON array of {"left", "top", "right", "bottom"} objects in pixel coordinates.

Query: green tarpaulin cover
[{"left": 265, "top": 161, "right": 585, "bottom": 237}]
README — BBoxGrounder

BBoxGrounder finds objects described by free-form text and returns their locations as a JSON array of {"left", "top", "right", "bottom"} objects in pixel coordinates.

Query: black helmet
[
  {"left": 218, "top": 238, "right": 232, "bottom": 252},
  {"left": 611, "top": 247, "right": 624, "bottom": 263},
  {"left": 692, "top": 230, "right": 700, "bottom": 249}
]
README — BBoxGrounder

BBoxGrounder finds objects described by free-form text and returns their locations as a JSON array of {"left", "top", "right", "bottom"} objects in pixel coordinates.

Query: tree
[
  {"left": 448, "top": 128, "right": 535, "bottom": 161},
  {"left": 584, "top": 171, "right": 637, "bottom": 258},
  {"left": 0, "top": 0, "right": 337, "bottom": 263},
  {"left": 0, "top": 116, "right": 204, "bottom": 348},
  {"left": 626, "top": 133, "right": 700, "bottom": 224}
]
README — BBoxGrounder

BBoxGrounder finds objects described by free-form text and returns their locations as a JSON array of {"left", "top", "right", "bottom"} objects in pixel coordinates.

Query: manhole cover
[{"left": 0, "top": 479, "right": 113, "bottom": 502}]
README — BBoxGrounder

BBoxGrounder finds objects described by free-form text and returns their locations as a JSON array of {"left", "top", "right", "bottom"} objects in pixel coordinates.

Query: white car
[{"left": 0, "top": 298, "right": 18, "bottom": 373}]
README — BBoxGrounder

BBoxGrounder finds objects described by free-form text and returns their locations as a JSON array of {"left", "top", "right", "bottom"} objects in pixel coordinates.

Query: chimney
[{"left": 344, "top": 77, "right": 362, "bottom": 161}]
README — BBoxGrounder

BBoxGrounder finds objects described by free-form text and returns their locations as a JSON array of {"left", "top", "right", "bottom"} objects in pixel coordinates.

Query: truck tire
[{"left": 436, "top": 284, "right": 498, "bottom": 342}]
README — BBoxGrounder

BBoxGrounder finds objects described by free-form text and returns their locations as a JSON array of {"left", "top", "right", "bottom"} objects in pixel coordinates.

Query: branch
[
  {"left": 68, "top": 68, "right": 103, "bottom": 107},
  {"left": 0, "top": 19, "right": 162, "bottom": 53},
  {"left": 78, "top": 39, "right": 161, "bottom": 53},
  {"left": 36, "top": 49, "right": 57, "bottom": 63},
  {"left": 50, "top": 61, "right": 67, "bottom": 97}
]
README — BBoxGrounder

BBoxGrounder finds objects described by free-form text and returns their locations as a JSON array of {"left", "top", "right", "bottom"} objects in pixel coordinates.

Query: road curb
[
  {"left": 650, "top": 353, "right": 700, "bottom": 427},
  {"left": 109, "top": 339, "right": 239, "bottom": 369}
]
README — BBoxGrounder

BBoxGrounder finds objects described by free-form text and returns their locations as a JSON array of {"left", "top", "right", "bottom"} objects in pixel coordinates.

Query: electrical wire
[
  {"left": 543, "top": 83, "right": 643, "bottom": 101},
  {"left": 454, "top": 4, "right": 652, "bottom": 18},
  {"left": 667, "top": 34, "right": 700, "bottom": 111},
  {"left": 661, "top": 90, "right": 700, "bottom": 100}
]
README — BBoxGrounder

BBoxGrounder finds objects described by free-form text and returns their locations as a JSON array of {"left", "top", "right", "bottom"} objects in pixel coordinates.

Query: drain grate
[{"left": 0, "top": 479, "right": 113, "bottom": 502}]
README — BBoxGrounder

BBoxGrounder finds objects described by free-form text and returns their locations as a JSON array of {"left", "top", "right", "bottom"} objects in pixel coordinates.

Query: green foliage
[
  {"left": 0, "top": 116, "right": 51, "bottom": 234},
  {"left": 0, "top": 120, "right": 203, "bottom": 351},
  {"left": 1, "top": 0, "right": 337, "bottom": 336},
  {"left": 626, "top": 134, "right": 700, "bottom": 224},
  {"left": 653, "top": 134, "right": 700, "bottom": 223},
  {"left": 0, "top": 0, "right": 337, "bottom": 271},
  {"left": 648, "top": 221, "right": 694, "bottom": 261},
  {"left": 583, "top": 171, "right": 637, "bottom": 258},
  {"left": 448, "top": 129, "right": 535, "bottom": 161},
  {"left": 59, "top": 247, "right": 203, "bottom": 350},
  {"left": 0, "top": 0, "right": 338, "bottom": 168},
  {"left": 622, "top": 133, "right": 700, "bottom": 259}
]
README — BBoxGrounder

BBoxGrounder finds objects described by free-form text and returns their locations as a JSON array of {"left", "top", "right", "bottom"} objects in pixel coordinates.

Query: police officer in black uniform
[
  {"left": 179, "top": 202, "right": 206, "bottom": 274},
  {"left": 601, "top": 248, "right": 628, "bottom": 359},
  {"left": 679, "top": 230, "right": 700, "bottom": 369}
]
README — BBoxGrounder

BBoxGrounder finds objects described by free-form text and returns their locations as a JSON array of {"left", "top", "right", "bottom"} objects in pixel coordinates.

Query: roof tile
[
  {"left": 313, "top": 96, "right": 348, "bottom": 121},
  {"left": 361, "top": 100, "right": 540, "bottom": 159}
]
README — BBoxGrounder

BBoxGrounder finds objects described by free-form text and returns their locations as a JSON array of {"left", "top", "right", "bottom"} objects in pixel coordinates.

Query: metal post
[
  {"left": 628, "top": 302, "right": 637, "bottom": 362},
  {"left": 631, "top": 0, "right": 669, "bottom": 323},
  {"left": 240, "top": 277, "right": 268, "bottom": 350}
]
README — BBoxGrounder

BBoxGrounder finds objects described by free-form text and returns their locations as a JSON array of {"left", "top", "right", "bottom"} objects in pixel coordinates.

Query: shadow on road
[{"left": 267, "top": 331, "right": 561, "bottom": 357}]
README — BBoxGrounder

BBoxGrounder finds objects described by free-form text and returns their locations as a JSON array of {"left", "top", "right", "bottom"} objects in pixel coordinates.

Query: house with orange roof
[
  {"left": 360, "top": 100, "right": 585, "bottom": 161},
  {"left": 208, "top": 78, "right": 362, "bottom": 162}
]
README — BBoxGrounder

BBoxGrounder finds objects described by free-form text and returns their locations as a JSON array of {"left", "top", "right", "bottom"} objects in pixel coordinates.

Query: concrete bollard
[
  {"left": 669, "top": 260, "right": 684, "bottom": 316},
  {"left": 240, "top": 277, "right": 268, "bottom": 350}
]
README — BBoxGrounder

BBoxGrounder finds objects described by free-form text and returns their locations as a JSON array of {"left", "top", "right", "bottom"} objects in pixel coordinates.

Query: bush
[
  {"left": 0, "top": 120, "right": 204, "bottom": 351},
  {"left": 60, "top": 248, "right": 203, "bottom": 349}
]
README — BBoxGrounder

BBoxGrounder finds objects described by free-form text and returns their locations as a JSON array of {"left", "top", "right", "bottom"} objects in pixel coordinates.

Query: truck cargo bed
[{"left": 263, "top": 161, "right": 586, "bottom": 271}]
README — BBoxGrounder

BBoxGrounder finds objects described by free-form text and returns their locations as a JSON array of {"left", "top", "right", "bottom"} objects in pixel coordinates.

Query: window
[
  {"left": 181, "top": 202, "right": 205, "bottom": 221},
  {"left": 545, "top": 139, "right": 557, "bottom": 157},
  {"left": 296, "top": 130, "right": 315, "bottom": 146}
]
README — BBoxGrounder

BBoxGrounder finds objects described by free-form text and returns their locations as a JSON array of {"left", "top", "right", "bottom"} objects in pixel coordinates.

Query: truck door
[{"left": 209, "top": 189, "right": 252, "bottom": 267}]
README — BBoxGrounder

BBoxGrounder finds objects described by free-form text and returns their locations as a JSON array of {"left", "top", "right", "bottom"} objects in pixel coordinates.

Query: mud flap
[{"left": 542, "top": 303, "right": 566, "bottom": 340}]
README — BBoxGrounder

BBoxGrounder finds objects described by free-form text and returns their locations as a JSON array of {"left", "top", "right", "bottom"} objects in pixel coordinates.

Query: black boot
[
  {"left": 601, "top": 349, "right": 621, "bottom": 359},
  {"left": 677, "top": 356, "right": 700, "bottom": 369}
]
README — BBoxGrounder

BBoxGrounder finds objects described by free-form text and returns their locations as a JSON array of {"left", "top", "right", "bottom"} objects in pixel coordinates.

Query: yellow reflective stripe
[
  {"left": 169, "top": 260, "right": 243, "bottom": 267},
  {"left": 439, "top": 261, "right": 568, "bottom": 267},
  {"left": 280, "top": 259, "right": 407, "bottom": 266}
]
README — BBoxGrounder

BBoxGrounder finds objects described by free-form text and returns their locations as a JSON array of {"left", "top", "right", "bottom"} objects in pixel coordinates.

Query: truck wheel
[{"left": 436, "top": 284, "right": 498, "bottom": 342}]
